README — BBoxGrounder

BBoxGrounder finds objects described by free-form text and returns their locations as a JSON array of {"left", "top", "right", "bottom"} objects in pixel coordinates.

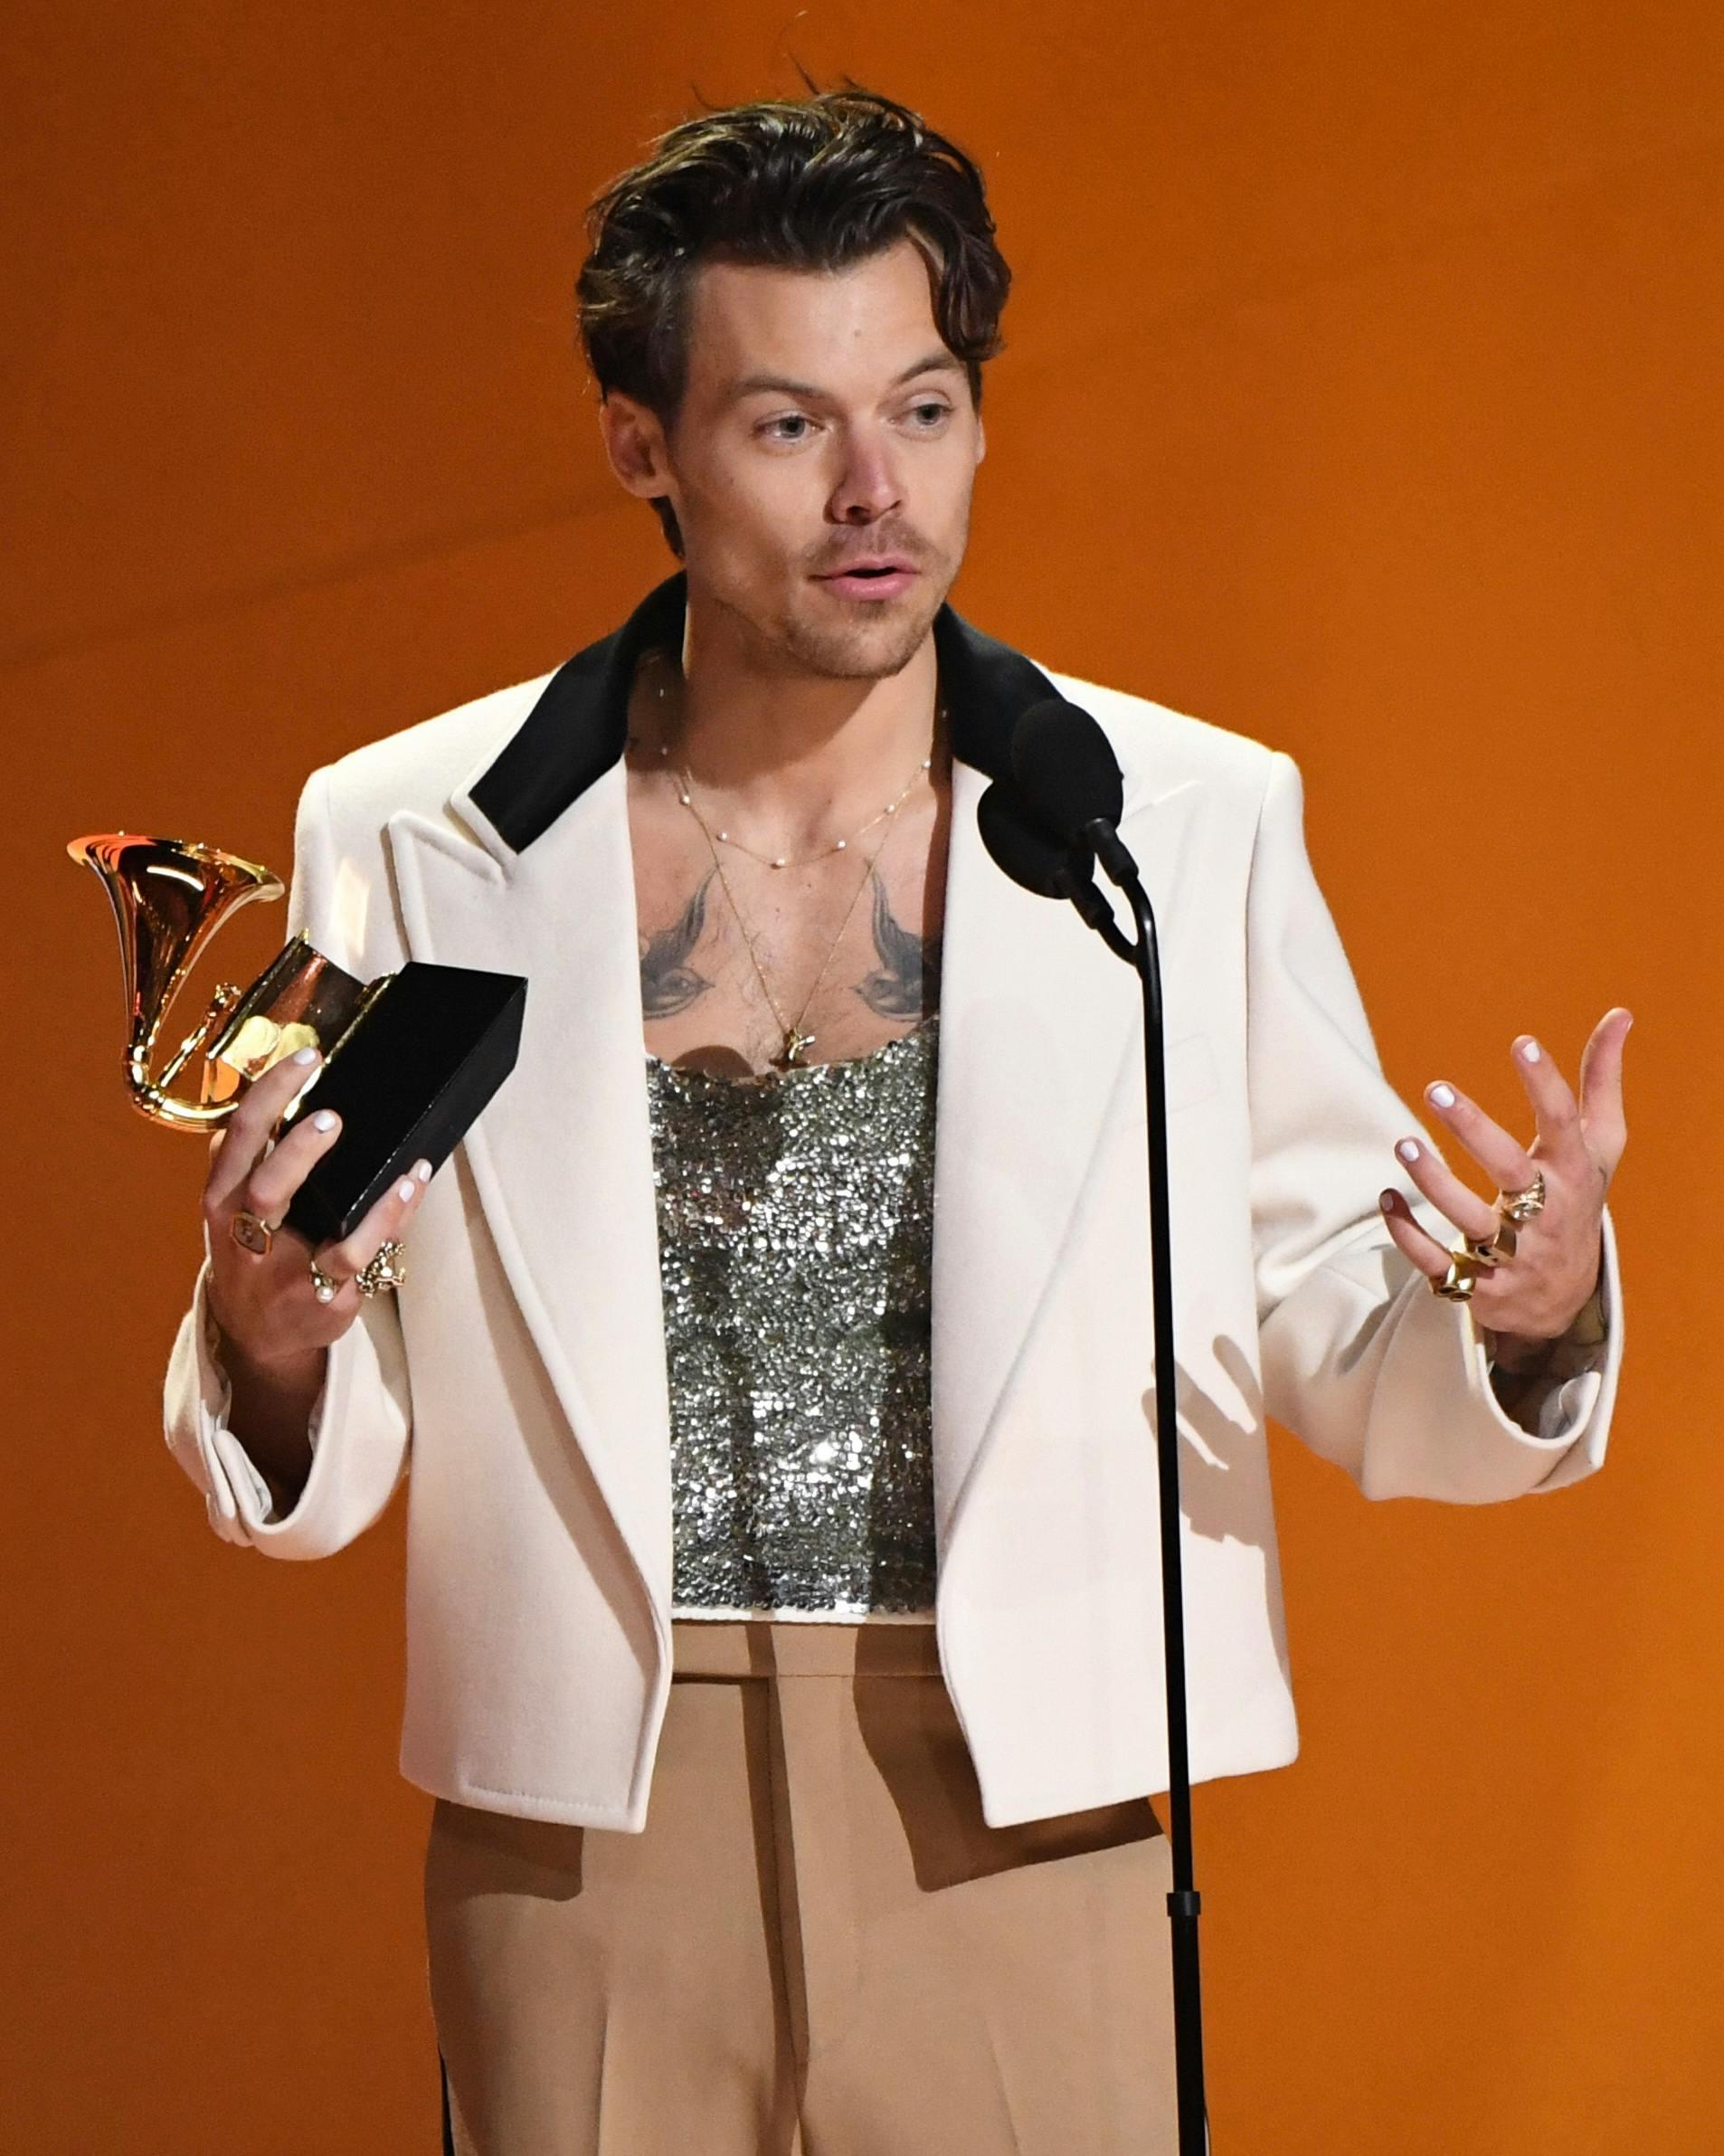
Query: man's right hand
[{"left": 199, "top": 1046, "right": 430, "bottom": 1508}]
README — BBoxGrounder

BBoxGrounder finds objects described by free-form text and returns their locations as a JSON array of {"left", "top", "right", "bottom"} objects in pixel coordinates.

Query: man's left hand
[{"left": 1378, "top": 1006, "right": 1632, "bottom": 1364}]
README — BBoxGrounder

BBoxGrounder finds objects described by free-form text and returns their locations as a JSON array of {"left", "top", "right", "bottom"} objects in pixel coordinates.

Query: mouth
[{"left": 812, "top": 558, "right": 921, "bottom": 602}]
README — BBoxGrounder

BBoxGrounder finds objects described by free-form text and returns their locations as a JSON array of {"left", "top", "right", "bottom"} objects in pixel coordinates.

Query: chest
[{"left": 626, "top": 762, "right": 949, "bottom": 1077}]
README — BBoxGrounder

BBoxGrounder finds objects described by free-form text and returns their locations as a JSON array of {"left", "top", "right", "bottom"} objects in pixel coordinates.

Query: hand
[
  {"left": 203, "top": 1046, "right": 431, "bottom": 1377},
  {"left": 1378, "top": 1007, "right": 1631, "bottom": 1355}
]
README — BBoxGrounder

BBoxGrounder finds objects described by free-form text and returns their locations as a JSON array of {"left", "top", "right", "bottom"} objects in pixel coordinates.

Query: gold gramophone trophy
[{"left": 71, "top": 832, "right": 526, "bottom": 1243}]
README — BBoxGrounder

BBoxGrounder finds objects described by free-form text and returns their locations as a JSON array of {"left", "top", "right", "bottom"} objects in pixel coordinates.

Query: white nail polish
[
  {"left": 291, "top": 1047, "right": 320, "bottom": 1066},
  {"left": 1520, "top": 1040, "right": 1542, "bottom": 1063},
  {"left": 396, "top": 1178, "right": 417, "bottom": 1204},
  {"left": 1397, "top": 1140, "right": 1420, "bottom": 1163},
  {"left": 414, "top": 1159, "right": 432, "bottom": 1182},
  {"left": 313, "top": 1111, "right": 337, "bottom": 1133},
  {"left": 1428, "top": 1083, "right": 1455, "bottom": 1108}
]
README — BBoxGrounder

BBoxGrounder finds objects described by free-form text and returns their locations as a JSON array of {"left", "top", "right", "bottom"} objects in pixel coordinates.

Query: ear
[
  {"left": 975, "top": 413, "right": 987, "bottom": 467},
  {"left": 598, "top": 392, "right": 676, "bottom": 505}
]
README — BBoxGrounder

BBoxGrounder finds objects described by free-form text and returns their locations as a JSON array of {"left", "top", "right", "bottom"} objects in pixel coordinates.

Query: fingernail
[
  {"left": 413, "top": 1159, "right": 432, "bottom": 1182},
  {"left": 291, "top": 1047, "right": 321, "bottom": 1066},
  {"left": 1396, "top": 1139, "right": 1420, "bottom": 1163},
  {"left": 395, "top": 1178, "right": 417, "bottom": 1203},
  {"left": 1427, "top": 1083, "right": 1455, "bottom": 1108},
  {"left": 1520, "top": 1040, "right": 1542, "bottom": 1063},
  {"left": 313, "top": 1110, "right": 337, "bottom": 1133},
  {"left": 1379, "top": 1191, "right": 1396, "bottom": 1213}
]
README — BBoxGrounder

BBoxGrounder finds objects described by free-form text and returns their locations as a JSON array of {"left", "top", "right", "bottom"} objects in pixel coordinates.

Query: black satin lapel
[
  {"left": 933, "top": 607, "right": 1067, "bottom": 783},
  {"left": 469, "top": 572, "right": 687, "bottom": 853}
]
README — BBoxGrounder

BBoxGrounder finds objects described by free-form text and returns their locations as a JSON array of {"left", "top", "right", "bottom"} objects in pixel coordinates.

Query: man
[{"left": 166, "top": 88, "right": 1627, "bottom": 2154}]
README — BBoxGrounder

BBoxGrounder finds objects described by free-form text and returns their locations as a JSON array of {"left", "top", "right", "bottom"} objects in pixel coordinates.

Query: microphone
[
  {"left": 977, "top": 778, "right": 1135, "bottom": 963},
  {"left": 1009, "top": 698, "right": 1139, "bottom": 888}
]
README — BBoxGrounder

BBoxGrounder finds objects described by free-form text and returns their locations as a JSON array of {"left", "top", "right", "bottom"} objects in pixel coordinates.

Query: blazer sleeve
[
  {"left": 161, "top": 765, "right": 414, "bottom": 1558},
  {"left": 1245, "top": 751, "right": 1623, "bottom": 1502}
]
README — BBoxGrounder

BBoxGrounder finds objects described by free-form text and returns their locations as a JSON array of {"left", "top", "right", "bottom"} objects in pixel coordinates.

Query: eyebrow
[{"left": 725, "top": 350, "right": 965, "bottom": 403}]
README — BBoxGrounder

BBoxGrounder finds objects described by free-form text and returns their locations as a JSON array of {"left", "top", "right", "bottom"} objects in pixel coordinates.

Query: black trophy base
[{"left": 283, "top": 961, "right": 526, "bottom": 1246}]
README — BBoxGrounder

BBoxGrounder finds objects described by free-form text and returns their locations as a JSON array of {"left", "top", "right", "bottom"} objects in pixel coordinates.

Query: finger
[
  {"left": 1506, "top": 1033, "right": 1588, "bottom": 1171},
  {"left": 1390, "top": 1136, "right": 1499, "bottom": 1242},
  {"left": 1577, "top": 1006, "right": 1632, "bottom": 1179},
  {"left": 242, "top": 1108, "right": 344, "bottom": 1227},
  {"left": 1378, "top": 1188, "right": 1454, "bottom": 1281},
  {"left": 1421, "top": 1077, "right": 1539, "bottom": 1197},
  {"left": 205, "top": 1048, "right": 323, "bottom": 1211},
  {"left": 319, "top": 1159, "right": 433, "bottom": 1282}
]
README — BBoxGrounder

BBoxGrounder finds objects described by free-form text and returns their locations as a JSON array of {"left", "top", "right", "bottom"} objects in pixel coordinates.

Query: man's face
[{"left": 607, "top": 237, "right": 986, "bottom": 679}]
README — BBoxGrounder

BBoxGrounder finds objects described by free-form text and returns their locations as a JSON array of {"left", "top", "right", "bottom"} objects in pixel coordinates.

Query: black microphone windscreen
[
  {"left": 1010, "top": 698, "right": 1124, "bottom": 845},
  {"left": 977, "top": 779, "right": 1094, "bottom": 898}
]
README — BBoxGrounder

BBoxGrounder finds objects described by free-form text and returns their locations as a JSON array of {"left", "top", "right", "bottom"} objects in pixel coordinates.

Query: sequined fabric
[{"left": 647, "top": 1021, "right": 939, "bottom": 1619}]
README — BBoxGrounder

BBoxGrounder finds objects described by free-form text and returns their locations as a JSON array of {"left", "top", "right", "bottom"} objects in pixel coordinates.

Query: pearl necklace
[
  {"left": 663, "top": 746, "right": 933, "bottom": 867},
  {"left": 646, "top": 651, "right": 939, "bottom": 867}
]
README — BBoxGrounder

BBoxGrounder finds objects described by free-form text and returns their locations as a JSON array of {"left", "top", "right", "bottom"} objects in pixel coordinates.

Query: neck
[{"left": 654, "top": 580, "right": 945, "bottom": 835}]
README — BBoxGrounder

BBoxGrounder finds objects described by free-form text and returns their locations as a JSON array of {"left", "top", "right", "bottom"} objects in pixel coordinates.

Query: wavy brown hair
[{"left": 576, "top": 86, "right": 1011, "bottom": 556}]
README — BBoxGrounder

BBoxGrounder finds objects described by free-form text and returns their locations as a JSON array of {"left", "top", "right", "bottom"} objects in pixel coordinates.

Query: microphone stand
[{"left": 1078, "top": 818, "right": 1210, "bottom": 2156}]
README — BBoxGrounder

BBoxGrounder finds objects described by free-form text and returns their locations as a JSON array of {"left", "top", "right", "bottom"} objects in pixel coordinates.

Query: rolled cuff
[
  {"left": 1385, "top": 1197, "right": 1625, "bottom": 1499},
  {"left": 164, "top": 1258, "right": 411, "bottom": 1557},
  {"left": 164, "top": 1264, "right": 327, "bottom": 1537},
  {"left": 1482, "top": 1236, "right": 1616, "bottom": 1446}
]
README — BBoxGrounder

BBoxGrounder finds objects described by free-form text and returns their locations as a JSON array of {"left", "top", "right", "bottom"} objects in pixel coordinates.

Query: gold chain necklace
[
  {"left": 679, "top": 793, "right": 895, "bottom": 1069},
  {"left": 647, "top": 659, "right": 942, "bottom": 1069}
]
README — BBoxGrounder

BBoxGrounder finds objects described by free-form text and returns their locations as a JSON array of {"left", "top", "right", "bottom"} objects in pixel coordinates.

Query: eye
[
  {"left": 905, "top": 401, "right": 952, "bottom": 428},
  {"left": 759, "top": 413, "right": 815, "bottom": 442}
]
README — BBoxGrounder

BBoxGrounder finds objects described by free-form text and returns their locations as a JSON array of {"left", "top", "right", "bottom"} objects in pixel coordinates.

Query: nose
[{"left": 829, "top": 425, "right": 902, "bottom": 525}]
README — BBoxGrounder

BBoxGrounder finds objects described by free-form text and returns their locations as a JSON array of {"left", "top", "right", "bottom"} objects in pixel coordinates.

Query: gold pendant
[{"left": 780, "top": 1025, "right": 815, "bottom": 1068}]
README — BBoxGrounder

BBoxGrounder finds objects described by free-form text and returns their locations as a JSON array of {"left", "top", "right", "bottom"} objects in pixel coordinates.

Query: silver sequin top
[{"left": 646, "top": 1020, "right": 939, "bottom": 1620}]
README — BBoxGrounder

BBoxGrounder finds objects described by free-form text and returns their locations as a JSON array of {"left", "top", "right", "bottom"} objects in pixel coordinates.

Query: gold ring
[
  {"left": 1498, "top": 1171, "right": 1547, "bottom": 1224},
  {"left": 308, "top": 1259, "right": 342, "bottom": 1305},
  {"left": 1431, "top": 1249, "right": 1488, "bottom": 1303},
  {"left": 230, "top": 1209, "right": 276, "bottom": 1258},
  {"left": 355, "top": 1239, "right": 407, "bottom": 1299},
  {"left": 1466, "top": 1217, "right": 1519, "bottom": 1268}
]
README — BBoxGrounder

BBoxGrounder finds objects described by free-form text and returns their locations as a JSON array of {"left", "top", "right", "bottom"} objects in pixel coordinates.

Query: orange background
[{"left": 5, "top": 5, "right": 1719, "bottom": 2149}]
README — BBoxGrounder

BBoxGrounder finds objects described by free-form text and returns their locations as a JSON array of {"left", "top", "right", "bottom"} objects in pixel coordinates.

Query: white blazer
[{"left": 165, "top": 574, "right": 1623, "bottom": 1831}]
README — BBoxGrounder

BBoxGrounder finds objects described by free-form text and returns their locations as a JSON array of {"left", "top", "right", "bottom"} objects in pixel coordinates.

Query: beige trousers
[{"left": 424, "top": 1620, "right": 1178, "bottom": 2154}]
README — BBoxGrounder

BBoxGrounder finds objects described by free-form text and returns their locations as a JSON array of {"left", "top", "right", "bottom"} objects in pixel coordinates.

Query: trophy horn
[{"left": 69, "top": 833, "right": 285, "bottom": 1129}]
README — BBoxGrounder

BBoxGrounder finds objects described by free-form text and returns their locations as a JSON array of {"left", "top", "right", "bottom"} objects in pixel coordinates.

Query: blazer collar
[{"left": 458, "top": 570, "right": 1056, "bottom": 860}]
